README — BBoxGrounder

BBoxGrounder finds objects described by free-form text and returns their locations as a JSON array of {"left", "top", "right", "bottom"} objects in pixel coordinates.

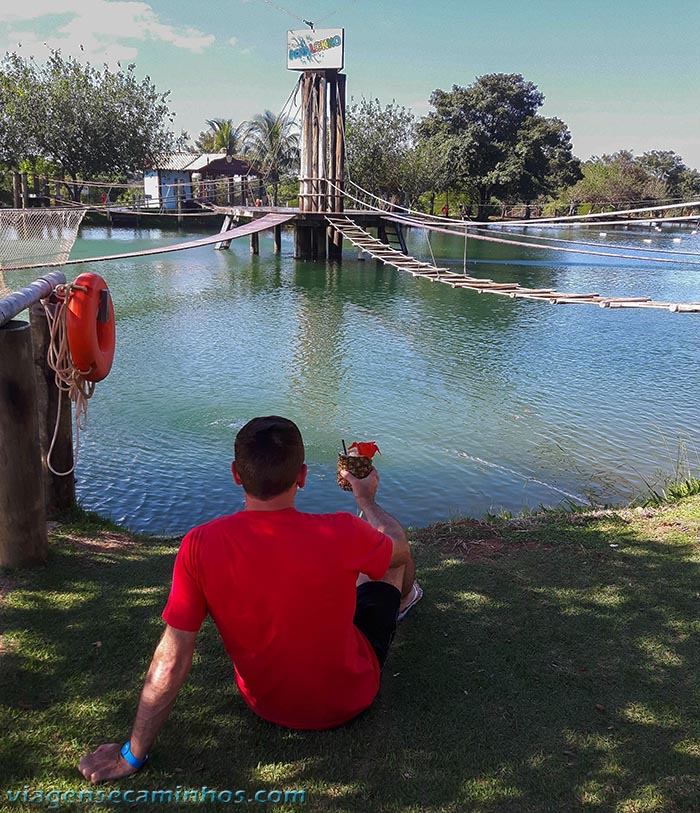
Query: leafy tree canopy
[
  {"left": 245, "top": 110, "right": 300, "bottom": 182},
  {"left": 419, "top": 73, "right": 579, "bottom": 219},
  {"left": 0, "top": 50, "right": 182, "bottom": 198},
  {"left": 346, "top": 98, "right": 436, "bottom": 208},
  {"left": 194, "top": 118, "right": 247, "bottom": 156},
  {"left": 636, "top": 150, "right": 700, "bottom": 201},
  {"left": 569, "top": 150, "right": 669, "bottom": 208}
]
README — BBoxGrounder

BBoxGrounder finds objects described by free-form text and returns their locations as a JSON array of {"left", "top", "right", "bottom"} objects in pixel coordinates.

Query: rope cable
[
  {"left": 345, "top": 177, "right": 700, "bottom": 229},
  {"left": 326, "top": 180, "right": 700, "bottom": 266},
  {"left": 470, "top": 225, "right": 700, "bottom": 258}
]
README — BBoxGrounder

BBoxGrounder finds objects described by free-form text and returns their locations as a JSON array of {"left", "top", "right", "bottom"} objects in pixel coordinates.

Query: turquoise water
[{"left": 5, "top": 221, "right": 699, "bottom": 534}]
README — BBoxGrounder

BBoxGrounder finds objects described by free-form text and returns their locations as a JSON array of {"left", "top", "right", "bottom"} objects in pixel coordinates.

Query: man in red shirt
[{"left": 79, "top": 416, "right": 421, "bottom": 782}]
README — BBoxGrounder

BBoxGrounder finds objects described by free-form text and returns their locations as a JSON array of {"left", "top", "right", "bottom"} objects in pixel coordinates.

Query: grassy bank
[{"left": 2, "top": 498, "right": 700, "bottom": 812}]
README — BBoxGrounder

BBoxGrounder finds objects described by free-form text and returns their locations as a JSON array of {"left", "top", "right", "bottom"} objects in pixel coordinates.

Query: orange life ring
[{"left": 66, "top": 272, "right": 116, "bottom": 382}]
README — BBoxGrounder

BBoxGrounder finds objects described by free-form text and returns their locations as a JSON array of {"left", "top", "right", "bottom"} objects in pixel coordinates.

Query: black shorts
[{"left": 353, "top": 582, "right": 401, "bottom": 668}]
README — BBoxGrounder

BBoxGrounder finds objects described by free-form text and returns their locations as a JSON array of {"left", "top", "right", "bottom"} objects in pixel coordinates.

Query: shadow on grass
[{"left": 1, "top": 509, "right": 700, "bottom": 812}]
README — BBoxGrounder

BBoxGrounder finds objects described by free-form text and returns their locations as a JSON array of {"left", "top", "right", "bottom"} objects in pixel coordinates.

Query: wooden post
[
  {"left": 274, "top": 225, "right": 282, "bottom": 254},
  {"left": 42, "top": 174, "right": 50, "bottom": 206},
  {"left": 250, "top": 232, "right": 259, "bottom": 255},
  {"left": 311, "top": 74, "right": 320, "bottom": 212},
  {"left": 12, "top": 172, "right": 21, "bottom": 208},
  {"left": 328, "top": 70, "right": 337, "bottom": 211},
  {"left": 21, "top": 173, "right": 29, "bottom": 208},
  {"left": 328, "top": 72, "right": 346, "bottom": 259},
  {"left": 336, "top": 73, "right": 346, "bottom": 214},
  {"left": 30, "top": 304, "right": 76, "bottom": 516},
  {"left": 299, "top": 73, "right": 312, "bottom": 213},
  {"left": 215, "top": 215, "right": 233, "bottom": 250},
  {"left": 0, "top": 320, "right": 48, "bottom": 568},
  {"left": 32, "top": 173, "right": 39, "bottom": 205},
  {"left": 317, "top": 73, "right": 327, "bottom": 212}
]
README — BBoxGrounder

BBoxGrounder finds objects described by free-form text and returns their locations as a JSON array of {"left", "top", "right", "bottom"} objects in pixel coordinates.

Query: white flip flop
[{"left": 397, "top": 582, "right": 423, "bottom": 622}]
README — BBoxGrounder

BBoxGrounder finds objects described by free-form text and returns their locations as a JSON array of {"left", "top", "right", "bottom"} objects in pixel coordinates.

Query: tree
[
  {"left": 569, "top": 151, "right": 666, "bottom": 210},
  {"left": 501, "top": 117, "right": 581, "bottom": 217},
  {"left": 244, "top": 110, "right": 299, "bottom": 204},
  {"left": 637, "top": 150, "right": 700, "bottom": 202},
  {"left": 0, "top": 50, "right": 182, "bottom": 199},
  {"left": 345, "top": 98, "right": 435, "bottom": 208},
  {"left": 419, "top": 73, "right": 578, "bottom": 220},
  {"left": 195, "top": 118, "right": 247, "bottom": 156},
  {"left": 0, "top": 54, "right": 39, "bottom": 170}
]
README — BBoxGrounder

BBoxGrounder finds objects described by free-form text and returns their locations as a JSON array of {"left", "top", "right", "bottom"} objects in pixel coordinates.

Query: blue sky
[{"left": 2, "top": 0, "right": 699, "bottom": 168}]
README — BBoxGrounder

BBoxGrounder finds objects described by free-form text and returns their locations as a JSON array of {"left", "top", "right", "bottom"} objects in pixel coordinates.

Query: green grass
[{"left": 2, "top": 500, "right": 700, "bottom": 812}]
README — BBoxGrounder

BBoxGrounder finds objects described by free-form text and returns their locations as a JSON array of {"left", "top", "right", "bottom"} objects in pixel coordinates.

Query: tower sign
[{"left": 287, "top": 28, "right": 344, "bottom": 71}]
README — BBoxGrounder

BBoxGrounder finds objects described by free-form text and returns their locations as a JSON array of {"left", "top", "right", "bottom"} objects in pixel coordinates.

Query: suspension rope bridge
[{"left": 325, "top": 214, "right": 700, "bottom": 312}]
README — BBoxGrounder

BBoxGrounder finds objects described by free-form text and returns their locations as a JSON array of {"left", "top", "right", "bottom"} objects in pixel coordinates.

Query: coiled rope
[{"left": 41, "top": 284, "right": 95, "bottom": 476}]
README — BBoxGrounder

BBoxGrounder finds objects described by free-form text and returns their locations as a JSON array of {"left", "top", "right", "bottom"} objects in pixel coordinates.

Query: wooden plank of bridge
[{"left": 598, "top": 297, "right": 652, "bottom": 307}]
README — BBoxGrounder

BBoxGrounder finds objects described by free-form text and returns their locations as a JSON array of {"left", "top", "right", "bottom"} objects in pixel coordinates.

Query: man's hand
[
  {"left": 340, "top": 466, "right": 379, "bottom": 504},
  {"left": 78, "top": 743, "right": 140, "bottom": 784},
  {"left": 77, "top": 626, "right": 197, "bottom": 785}
]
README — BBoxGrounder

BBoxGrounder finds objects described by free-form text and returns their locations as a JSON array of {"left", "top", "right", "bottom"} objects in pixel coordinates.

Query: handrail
[{"left": 0, "top": 271, "right": 67, "bottom": 328}]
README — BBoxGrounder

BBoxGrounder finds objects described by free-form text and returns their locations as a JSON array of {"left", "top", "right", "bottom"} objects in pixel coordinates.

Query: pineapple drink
[{"left": 337, "top": 442, "right": 380, "bottom": 491}]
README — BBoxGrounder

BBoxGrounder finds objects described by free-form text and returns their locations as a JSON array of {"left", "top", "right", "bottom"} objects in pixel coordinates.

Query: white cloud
[
  {"left": 228, "top": 36, "right": 238, "bottom": 47},
  {"left": 0, "top": 1, "right": 215, "bottom": 65}
]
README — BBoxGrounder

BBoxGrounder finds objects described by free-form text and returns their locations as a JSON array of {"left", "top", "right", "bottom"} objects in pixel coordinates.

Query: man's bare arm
[
  {"left": 78, "top": 625, "right": 197, "bottom": 783},
  {"left": 340, "top": 467, "right": 410, "bottom": 567}
]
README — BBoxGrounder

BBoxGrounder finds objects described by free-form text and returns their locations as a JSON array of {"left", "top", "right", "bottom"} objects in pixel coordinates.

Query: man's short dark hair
[{"left": 234, "top": 416, "right": 305, "bottom": 500}]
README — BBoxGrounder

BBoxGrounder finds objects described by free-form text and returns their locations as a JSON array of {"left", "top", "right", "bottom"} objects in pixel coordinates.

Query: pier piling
[{"left": 0, "top": 320, "right": 48, "bottom": 568}]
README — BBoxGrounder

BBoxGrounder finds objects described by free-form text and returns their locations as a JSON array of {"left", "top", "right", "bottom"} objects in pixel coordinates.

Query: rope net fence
[{"left": 0, "top": 209, "right": 86, "bottom": 272}]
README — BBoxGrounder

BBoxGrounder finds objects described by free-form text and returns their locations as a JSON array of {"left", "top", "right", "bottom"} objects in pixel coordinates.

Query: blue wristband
[{"left": 120, "top": 740, "right": 148, "bottom": 769}]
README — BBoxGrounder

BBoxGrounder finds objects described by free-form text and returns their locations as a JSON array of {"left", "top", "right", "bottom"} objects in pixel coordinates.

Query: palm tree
[
  {"left": 195, "top": 118, "right": 247, "bottom": 156},
  {"left": 245, "top": 110, "right": 300, "bottom": 204}
]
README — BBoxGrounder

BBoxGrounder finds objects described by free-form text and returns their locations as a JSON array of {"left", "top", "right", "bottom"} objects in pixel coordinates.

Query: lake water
[{"left": 5, "top": 220, "right": 700, "bottom": 535}]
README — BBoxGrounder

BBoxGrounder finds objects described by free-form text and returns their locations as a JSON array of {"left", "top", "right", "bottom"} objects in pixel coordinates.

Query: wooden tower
[{"left": 289, "top": 28, "right": 346, "bottom": 260}]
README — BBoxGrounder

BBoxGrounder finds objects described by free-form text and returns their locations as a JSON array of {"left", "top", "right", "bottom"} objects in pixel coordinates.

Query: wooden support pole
[
  {"left": 30, "top": 304, "right": 76, "bottom": 516},
  {"left": 299, "top": 73, "right": 313, "bottom": 213},
  {"left": 311, "top": 74, "right": 320, "bottom": 212},
  {"left": 328, "top": 72, "right": 346, "bottom": 259},
  {"left": 177, "top": 183, "right": 184, "bottom": 224},
  {"left": 12, "top": 172, "right": 20, "bottom": 208},
  {"left": 214, "top": 215, "right": 233, "bottom": 250},
  {"left": 295, "top": 224, "right": 312, "bottom": 259},
  {"left": 54, "top": 176, "right": 62, "bottom": 205},
  {"left": 328, "top": 70, "right": 338, "bottom": 210},
  {"left": 274, "top": 224, "right": 282, "bottom": 253},
  {"left": 0, "top": 320, "right": 48, "bottom": 568},
  {"left": 250, "top": 231, "right": 259, "bottom": 255},
  {"left": 336, "top": 73, "right": 346, "bottom": 214},
  {"left": 21, "top": 172, "right": 29, "bottom": 208},
  {"left": 317, "top": 73, "right": 327, "bottom": 212}
]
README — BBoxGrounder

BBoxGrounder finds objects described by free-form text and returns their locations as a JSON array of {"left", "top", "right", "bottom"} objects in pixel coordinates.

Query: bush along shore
[{"left": 2, "top": 495, "right": 700, "bottom": 812}]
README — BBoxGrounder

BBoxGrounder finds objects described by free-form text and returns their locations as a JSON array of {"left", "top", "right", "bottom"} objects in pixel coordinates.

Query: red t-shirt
[{"left": 162, "top": 509, "right": 393, "bottom": 729}]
